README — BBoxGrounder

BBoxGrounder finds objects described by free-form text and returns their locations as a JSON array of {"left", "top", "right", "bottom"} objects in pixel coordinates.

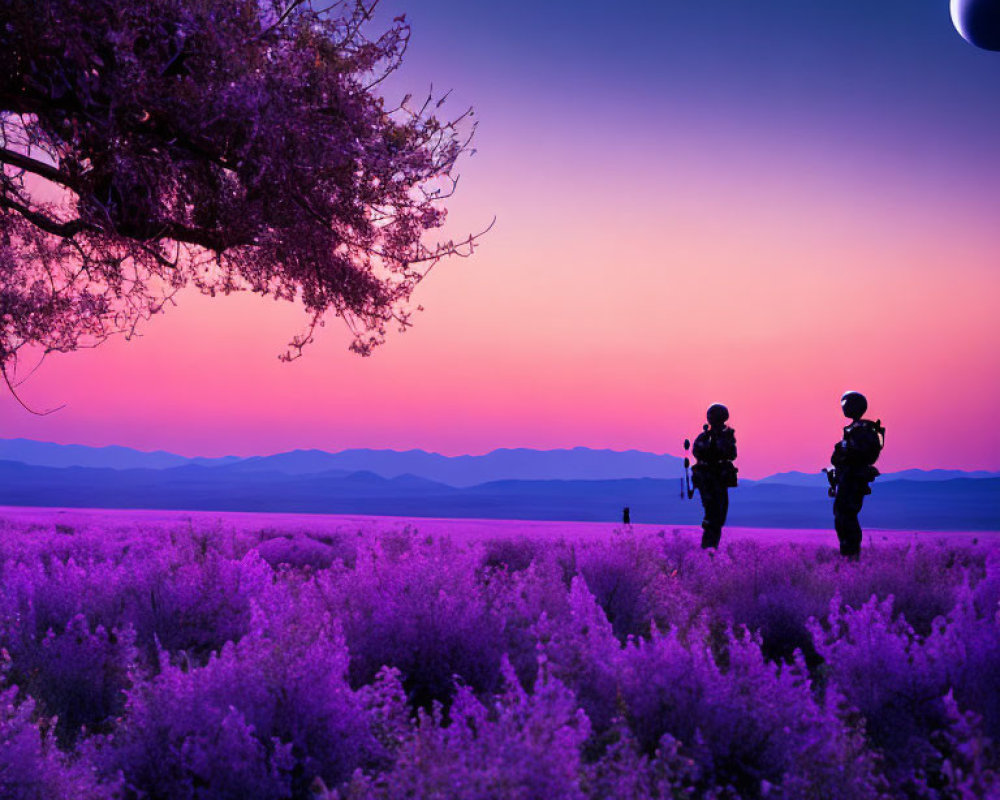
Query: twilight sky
[{"left": 3, "top": 0, "right": 1000, "bottom": 477}]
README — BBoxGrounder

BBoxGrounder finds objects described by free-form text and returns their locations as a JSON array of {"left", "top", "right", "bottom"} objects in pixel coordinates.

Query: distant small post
[{"left": 622, "top": 506, "right": 631, "bottom": 525}]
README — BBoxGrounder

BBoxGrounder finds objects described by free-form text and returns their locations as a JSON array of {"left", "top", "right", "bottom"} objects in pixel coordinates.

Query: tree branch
[
  {"left": 158, "top": 221, "right": 254, "bottom": 252},
  {"left": 0, "top": 195, "right": 90, "bottom": 238},
  {"left": 0, "top": 361, "right": 66, "bottom": 416},
  {"left": 0, "top": 147, "right": 79, "bottom": 189},
  {"left": 252, "top": 0, "right": 308, "bottom": 42}
]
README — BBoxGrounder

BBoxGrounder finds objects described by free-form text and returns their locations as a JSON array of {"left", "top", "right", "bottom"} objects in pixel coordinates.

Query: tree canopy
[{"left": 0, "top": 0, "right": 480, "bottom": 398}]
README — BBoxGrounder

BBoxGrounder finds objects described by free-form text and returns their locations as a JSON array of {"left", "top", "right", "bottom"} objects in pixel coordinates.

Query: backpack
[
  {"left": 692, "top": 426, "right": 736, "bottom": 463},
  {"left": 844, "top": 419, "right": 884, "bottom": 467}
]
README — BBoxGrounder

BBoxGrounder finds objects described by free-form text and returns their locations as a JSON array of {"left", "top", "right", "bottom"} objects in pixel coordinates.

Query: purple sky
[{"left": 3, "top": 0, "right": 1000, "bottom": 477}]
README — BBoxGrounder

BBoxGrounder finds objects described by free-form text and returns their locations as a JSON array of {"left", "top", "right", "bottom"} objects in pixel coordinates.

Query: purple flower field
[{"left": 0, "top": 507, "right": 997, "bottom": 799}]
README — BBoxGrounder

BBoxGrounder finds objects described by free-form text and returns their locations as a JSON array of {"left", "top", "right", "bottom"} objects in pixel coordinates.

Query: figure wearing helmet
[
  {"left": 690, "top": 403, "right": 738, "bottom": 549},
  {"left": 827, "top": 391, "right": 885, "bottom": 559}
]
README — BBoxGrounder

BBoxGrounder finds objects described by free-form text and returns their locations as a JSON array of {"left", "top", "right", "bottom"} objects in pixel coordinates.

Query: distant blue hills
[
  {"left": 0, "top": 438, "right": 689, "bottom": 484},
  {"left": 0, "top": 438, "right": 243, "bottom": 471},
  {"left": 753, "top": 468, "right": 1000, "bottom": 487},
  {"left": 0, "top": 439, "right": 997, "bottom": 530},
  {"left": 2, "top": 437, "right": 997, "bottom": 485}
]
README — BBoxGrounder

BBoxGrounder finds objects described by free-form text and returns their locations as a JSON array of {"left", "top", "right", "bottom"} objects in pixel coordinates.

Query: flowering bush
[
  {"left": 0, "top": 510, "right": 996, "bottom": 798},
  {"left": 320, "top": 539, "right": 506, "bottom": 708},
  {"left": 575, "top": 530, "right": 689, "bottom": 640},
  {"left": 0, "top": 685, "right": 121, "bottom": 800},
  {"left": 104, "top": 577, "right": 378, "bottom": 799},
  {"left": 338, "top": 659, "right": 591, "bottom": 799}
]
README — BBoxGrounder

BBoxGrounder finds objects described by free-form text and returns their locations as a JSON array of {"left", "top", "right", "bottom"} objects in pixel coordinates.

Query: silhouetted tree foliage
[{"left": 0, "top": 0, "right": 480, "bottom": 395}]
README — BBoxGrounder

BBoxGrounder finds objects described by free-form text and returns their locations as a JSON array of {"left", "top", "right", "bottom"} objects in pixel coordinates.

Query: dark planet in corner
[{"left": 952, "top": 0, "right": 1000, "bottom": 50}]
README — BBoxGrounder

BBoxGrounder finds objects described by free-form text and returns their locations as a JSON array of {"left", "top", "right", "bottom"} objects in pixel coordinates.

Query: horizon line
[{"left": 0, "top": 436, "right": 995, "bottom": 480}]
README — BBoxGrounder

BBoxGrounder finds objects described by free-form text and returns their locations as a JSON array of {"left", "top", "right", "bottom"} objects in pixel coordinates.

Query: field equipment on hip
[
  {"left": 823, "top": 468, "right": 837, "bottom": 498},
  {"left": 682, "top": 438, "right": 694, "bottom": 499}
]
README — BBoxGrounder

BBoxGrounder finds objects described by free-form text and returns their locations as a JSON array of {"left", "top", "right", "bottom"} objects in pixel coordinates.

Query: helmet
[
  {"left": 706, "top": 403, "right": 729, "bottom": 427},
  {"left": 840, "top": 391, "right": 867, "bottom": 420}
]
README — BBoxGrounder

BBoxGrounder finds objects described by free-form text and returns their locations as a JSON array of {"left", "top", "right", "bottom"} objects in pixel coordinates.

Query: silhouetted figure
[
  {"left": 622, "top": 506, "right": 631, "bottom": 525},
  {"left": 691, "top": 404, "right": 738, "bottom": 549},
  {"left": 827, "top": 391, "right": 884, "bottom": 560}
]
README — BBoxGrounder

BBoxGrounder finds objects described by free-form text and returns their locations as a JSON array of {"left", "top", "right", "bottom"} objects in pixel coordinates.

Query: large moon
[{"left": 951, "top": 0, "right": 1000, "bottom": 50}]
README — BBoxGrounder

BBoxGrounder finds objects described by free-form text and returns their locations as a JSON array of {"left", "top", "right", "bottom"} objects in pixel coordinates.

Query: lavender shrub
[
  {"left": 0, "top": 685, "right": 121, "bottom": 799},
  {"left": 0, "top": 512, "right": 995, "bottom": 799}
]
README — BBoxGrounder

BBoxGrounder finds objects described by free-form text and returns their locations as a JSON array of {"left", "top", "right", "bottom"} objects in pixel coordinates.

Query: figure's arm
[
  {"left": 830, "top": 424, "right": 849, "bottom": 466},
  {"left": 691, "top": 432, "right": 711, "bottom": 461},
  {"left": 841, "top": 425, "right": 869, "bottom": 464}
]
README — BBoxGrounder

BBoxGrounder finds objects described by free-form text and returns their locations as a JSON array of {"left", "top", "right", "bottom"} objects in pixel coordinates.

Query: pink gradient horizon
[{"left": 3, "top": 8, "right": 1000, "bottom": 479}]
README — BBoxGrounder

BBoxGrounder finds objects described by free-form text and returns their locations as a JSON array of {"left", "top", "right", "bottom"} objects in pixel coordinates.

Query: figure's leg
[
  {"left": 699, "top": 479, "right": 723, "bottom": 549},
  {"left": 833, "top": 484, "right": 864, "bottom": 559},
  {"left": 701, "top": 525, "right": 721, "bottom": 549},
  {"left": 849, "top": 488, "right": 868, "bottom": 557}
]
